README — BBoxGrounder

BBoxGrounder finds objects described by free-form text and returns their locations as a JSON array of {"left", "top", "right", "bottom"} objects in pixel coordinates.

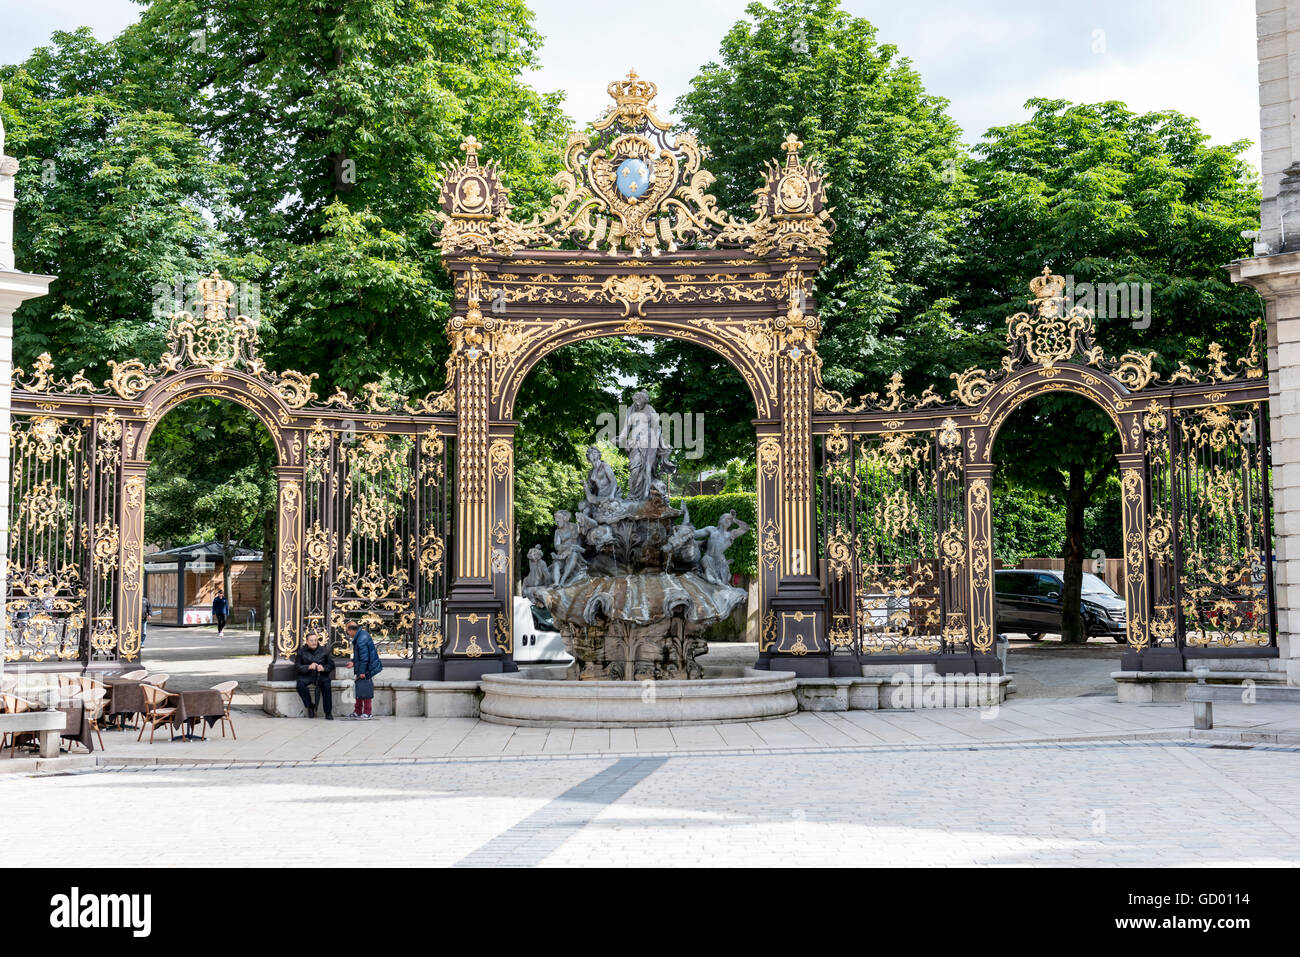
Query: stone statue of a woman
[
  {"left": 618, "top": 390, "right": 674, "bottom": 500},
  {"left": 581, "top": 445, "right": 619, "bottom": 514}
]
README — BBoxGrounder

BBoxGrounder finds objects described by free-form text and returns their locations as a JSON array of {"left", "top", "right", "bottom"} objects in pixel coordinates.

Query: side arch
[
  {"left": 976, "top": 365, "right": 1138, "bottom": 463},
  {"left": 970, "top": 362, "right": 1150, "bottom": 651},
  {"left": 131, "top": 369, "right": 296, "bottom": 465}
]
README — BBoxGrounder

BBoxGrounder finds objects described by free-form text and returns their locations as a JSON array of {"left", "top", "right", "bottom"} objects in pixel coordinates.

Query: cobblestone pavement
[{"left": 2, "top": 741, "right": 1298, "bottom": 867}]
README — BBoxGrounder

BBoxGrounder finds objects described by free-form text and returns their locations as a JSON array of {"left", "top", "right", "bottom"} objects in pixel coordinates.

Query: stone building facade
[
  {"left": 0, "top": 95, "right": 55, "bottom": 680},
  {"left": 1229, "top": 0, "right": 1300, "bottom": 687}
]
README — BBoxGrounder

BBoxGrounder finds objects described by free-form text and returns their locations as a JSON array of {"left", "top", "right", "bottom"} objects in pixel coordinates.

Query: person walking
[
  {"left": 141, "top": 595, "right": 152, "bottom": 644},
  {"left": 343, "top": 622, "right": 382, "bottom": 720},
  {"left": 293, "top": 631, "right": 334, "bottom": 719},
  {"left": 212, "top": 590, "right": 229, "bottom": 635}
]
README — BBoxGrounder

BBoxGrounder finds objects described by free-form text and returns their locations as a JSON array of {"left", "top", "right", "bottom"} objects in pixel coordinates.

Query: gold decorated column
[
  {"left": 762, "top": 273, "right": 832, "bottom": 675},
  {"left": 963, "top": 462, "right": 996, "bottom": 660},
  {"left": 113, "top": 461, "right": 147, "bottom": 663},
  {"left": 274, "top": 465, "right": 304, "bottom": 662},
  {"left": 1117, "top": 450, "right": 1153, "bottom": 655}
]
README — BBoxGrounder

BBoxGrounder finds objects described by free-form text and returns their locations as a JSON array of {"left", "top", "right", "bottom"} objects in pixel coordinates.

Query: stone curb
[{"left": 60, "top": 726, "right": 1203, "bottom": 771}]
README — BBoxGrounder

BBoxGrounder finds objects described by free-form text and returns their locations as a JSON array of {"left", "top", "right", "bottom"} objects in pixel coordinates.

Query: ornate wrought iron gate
[
  {"left": 6, "top": 71, "right": 1276, "bottom": 681},
  {"left": 5, "top": 272, "right": 457, "bottom": 675},
  {"left": 813, "top": 270, "right": 1273, "bottom": 672}
]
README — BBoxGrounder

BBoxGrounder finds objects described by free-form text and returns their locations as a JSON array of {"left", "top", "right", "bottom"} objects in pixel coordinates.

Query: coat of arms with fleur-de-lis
[{"left": 165, "top": 269, "right": 261, "bottom": 371}]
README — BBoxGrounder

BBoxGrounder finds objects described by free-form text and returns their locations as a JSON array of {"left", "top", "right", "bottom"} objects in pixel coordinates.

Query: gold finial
[
  {"left": 781, "top": 133, "right": 803, "bottom": 168},
  {"left": 1029, "top": 266, "right": 1065, "bottom": 299},
  {"left": 1028, "top": 266, "right": 1067, "bottom": 317},
  {"left": 608, "top": 69, "right": 657, "bottom": 109},
  {"left": 196, "top": 269, "right": 235, "bottom": 322},
  {"left": 460, "top": 135, "right": 481, "bottom": 168}
]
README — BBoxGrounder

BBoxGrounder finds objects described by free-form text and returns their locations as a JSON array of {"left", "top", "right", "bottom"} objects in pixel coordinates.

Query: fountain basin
[{"left": 479, "top": 669, "right": 798, "bottom": 728}]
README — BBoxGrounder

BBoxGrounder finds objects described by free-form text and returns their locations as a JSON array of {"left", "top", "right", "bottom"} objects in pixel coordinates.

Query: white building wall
[
  {"left": 0, "top": 113, "right": 56, "bottom": 678},
  {"left": 1227, "top": 1, "right": 1300, "bottom": 686}
]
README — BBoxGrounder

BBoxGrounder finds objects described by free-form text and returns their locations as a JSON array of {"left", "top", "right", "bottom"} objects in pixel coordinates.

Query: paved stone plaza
[
  {"left": 1, "top": 741, "right": 1297, "bottom": 867},
  {"left": 1, "top": 627, "right": 1299, "bottom": 867}
]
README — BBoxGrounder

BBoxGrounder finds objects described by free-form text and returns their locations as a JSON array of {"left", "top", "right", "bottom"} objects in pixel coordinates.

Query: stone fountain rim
[{"left": 478, "top": 669, "right": 799, "bottom": 727}]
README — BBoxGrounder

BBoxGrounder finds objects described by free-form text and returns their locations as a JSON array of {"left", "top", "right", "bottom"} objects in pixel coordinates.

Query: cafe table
[{"left": 165, "top": 689, "right": 226, "bottom": 740}]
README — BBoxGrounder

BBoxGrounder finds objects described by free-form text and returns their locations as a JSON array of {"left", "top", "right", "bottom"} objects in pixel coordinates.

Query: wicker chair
[
  {"left": 78, "top": 688, "right": 108, "bottom": 751},
  {"left": 118, "top": 670, "right": 147, "bottom": 680},
  {"left": 137, "top": 683, "right": 178, "bottom": 743},
  {"left": 142, "top": 673, "right": 170, "bottom": 689},
  {"left": 1, "top": 693, "right": 39, "bottom": 757},
  {"left": 78, "top": 675, "right": 108, "bottom": 695},
  {"left": 56, "top": 673, "right": 82, "bottom": 699},
  {"left": 211, "top": 681, "right": 238, "bottom": 740}
]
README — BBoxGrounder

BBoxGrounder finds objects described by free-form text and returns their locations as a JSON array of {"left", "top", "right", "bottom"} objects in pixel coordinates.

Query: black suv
[{"left": 994, "top": 569, "right": 1127, "bottom": 642}]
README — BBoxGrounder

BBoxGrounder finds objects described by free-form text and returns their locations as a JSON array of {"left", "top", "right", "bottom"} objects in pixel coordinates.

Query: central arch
[{"left": 497, "top": 319, "right": 772, "bottom": 422}]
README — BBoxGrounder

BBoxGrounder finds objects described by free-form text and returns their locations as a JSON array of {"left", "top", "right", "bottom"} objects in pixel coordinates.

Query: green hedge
[
  {"left": 993, "top": 480, "right": 1124, "bottom": 565},
  {"left": 670, "top": 492, "right": 757, "bottom": 576},
  {"left": 992, "top": 487, "right": 1066, "bottom": 565}
]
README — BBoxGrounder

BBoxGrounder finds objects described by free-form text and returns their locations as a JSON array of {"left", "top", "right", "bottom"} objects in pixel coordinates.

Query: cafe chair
[
  {"left": 1, "top": 693, "right": 39, "bottom": 757},
  {"left": 137, "top": 683, "right": 178, "bottom": 744},
  {"left": 77, "top": 675, "right": 108, "bottom": 694},
  {"left": 211, "top": 681, "right": 238, "bottom": 740},
  {"left": 142, "top": 673, "right": 170, "bottom": 689},
  {"left": 57, "top": 673, "right": 81, "bottom": 699},
  {"left": 78, "top": 688, "right": 108, "bottom": 751},
  {"left": 119, "top": 670, "right": 147, "bottom": 680}
]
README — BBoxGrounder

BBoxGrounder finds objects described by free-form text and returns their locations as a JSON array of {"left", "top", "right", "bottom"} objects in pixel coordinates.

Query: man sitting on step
[{"left": 294, "top": 632, "right": 335, "bottom": 719}]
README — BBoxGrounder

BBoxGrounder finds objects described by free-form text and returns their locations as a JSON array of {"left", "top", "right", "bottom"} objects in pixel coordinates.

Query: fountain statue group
[{"left": 523, "top": 390, "right": 750, "bottom": 680}]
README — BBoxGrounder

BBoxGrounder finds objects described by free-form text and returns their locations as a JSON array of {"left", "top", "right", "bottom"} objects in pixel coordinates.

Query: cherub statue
[
  {"left": 662, "top": 505, "right": 701, "bottom": 572},
  {"left": 522, "top": 545, "right": 551, "bottom": 589},
  {"left": 695, "top": 510, "right": 751, "bottom": 586}
]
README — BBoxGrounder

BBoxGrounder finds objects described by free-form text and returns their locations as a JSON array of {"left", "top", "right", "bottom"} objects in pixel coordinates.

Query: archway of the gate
[
  {"left": 812, "top": 268, "right": 1274, "bottom": 675},
  {"left": 435, "top": 254, "right": 831, "bottom": 677},
  {"left": 432, "top": 71, "right": 843, "bottom": 677},
  {"left": 4, "top": 271, "right": 458, "bottom": 679}
]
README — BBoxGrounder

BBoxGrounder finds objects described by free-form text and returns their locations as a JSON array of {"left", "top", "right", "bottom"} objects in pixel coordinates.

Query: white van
[{"left": 512, "top": 597, "right": 572, "bottom": 664}]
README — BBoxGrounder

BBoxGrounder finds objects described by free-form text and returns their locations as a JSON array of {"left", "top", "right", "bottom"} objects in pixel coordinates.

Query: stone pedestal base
[{"left": 260, "top": 677, "right": 481, "bottom": 717}]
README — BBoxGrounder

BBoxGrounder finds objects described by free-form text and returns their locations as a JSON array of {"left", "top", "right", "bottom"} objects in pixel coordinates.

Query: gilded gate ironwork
[
  {"left": 813, "top": 268, "right": 1273, "bottom": 671},
  {"left": 429, "top": 71, "right": 1276, "bottom": 677},
  {"left": 6, "top": 272, "right": 456, "bottom": 675},
  {"left": 7, "top": 71, "right": 1276, "bottom": 680},
  {"left": 431, "top": 71, "right": 839, "bottom": 678}
]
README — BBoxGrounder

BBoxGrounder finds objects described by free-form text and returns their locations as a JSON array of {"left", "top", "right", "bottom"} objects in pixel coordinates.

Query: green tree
[
  {"left": 0, "top": 28, "right": 240, "bottom": 379},
  {"left": 122, "top": 0, "right": 572, "bottom": 398},
  {"left": 963, "top": 100, "right": 1259, "bottom": 642},
  {"left": 671, "top": 0, "right": 976, "bottom": 436}
]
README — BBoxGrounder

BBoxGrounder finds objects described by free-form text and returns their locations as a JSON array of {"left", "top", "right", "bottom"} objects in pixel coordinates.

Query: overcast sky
[{"left": 2, "top": 0, "right": 1263, "bottom": 168}]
